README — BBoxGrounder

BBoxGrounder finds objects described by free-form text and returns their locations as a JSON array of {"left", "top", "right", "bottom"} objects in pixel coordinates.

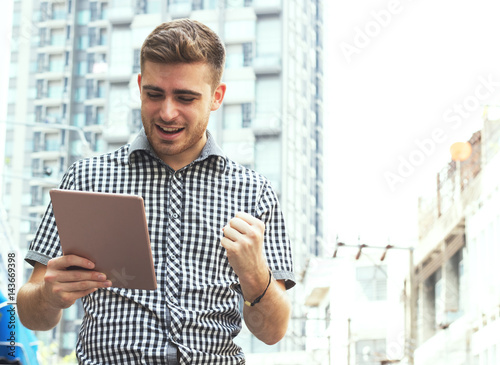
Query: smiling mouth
[{"left": 157, "top": 125, "right": 185, "bottom": 134}]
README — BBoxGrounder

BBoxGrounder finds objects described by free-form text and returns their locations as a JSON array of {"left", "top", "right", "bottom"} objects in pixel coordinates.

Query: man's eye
[
  {"left": 147, "top": 93, "right": 162, "bottom": 99},
  {"left": 179, "top": 97, "right": 195, "bottom": 102}
]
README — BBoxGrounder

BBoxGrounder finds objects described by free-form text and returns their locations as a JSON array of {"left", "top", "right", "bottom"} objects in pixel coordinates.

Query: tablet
[{"left": 49, "top": 189, "right": 157, "bottom": 290}]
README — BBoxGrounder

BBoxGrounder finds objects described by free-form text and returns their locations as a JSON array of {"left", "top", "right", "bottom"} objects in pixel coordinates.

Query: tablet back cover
[{"left": 50, "top": 189, "right": 157, "bottom": 290}]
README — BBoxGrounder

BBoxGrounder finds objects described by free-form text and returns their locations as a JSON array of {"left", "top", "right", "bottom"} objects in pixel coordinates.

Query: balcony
[
  {"left": 253, "top": 55, "right": 281, "bottom": 75},
  {"left": 169, "top": 3, "right": 192, "bottom": 18},
  {"left": 108, "top": 7, "right": 134, "bottom": 24},
  {"left": 253, "top": 0, "right": 281, "bottom": 15}
]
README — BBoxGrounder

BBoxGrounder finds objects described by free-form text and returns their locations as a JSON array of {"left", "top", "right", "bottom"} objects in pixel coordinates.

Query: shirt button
[{"left": 169, "top": 254, "right": 176, "bottom": 260}]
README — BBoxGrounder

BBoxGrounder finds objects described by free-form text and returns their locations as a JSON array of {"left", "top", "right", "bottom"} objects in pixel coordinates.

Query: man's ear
[
  {"left": 137, "top": 74, "right": 142, "bottom": 94},
  {"left": 211, "top": 83, "right": 226, "bottom": 111}
]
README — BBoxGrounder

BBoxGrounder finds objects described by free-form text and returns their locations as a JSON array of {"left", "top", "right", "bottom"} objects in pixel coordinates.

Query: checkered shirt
[{"left": 26, "top": 129, "right": 295, "bottom": 365}]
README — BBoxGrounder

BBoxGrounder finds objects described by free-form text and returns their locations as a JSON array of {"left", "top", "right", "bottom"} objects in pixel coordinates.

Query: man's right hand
[
  {"left": 43, "top": 255, "right": 113, "bottom": 309},
  {"left": 18, "top": 255, "right": 112, "bottom": 331}
]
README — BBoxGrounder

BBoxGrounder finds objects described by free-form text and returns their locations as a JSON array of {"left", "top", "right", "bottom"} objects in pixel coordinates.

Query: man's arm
[
  {"left": 17, "top": 255, "right": 112, "bottom": 331},
  {"left": 221, "top": 212, "right": 291, "bottom": 345}
]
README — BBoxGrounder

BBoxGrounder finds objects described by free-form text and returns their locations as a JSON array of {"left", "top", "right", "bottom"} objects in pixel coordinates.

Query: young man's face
[{"left": 138, "top": 61, "right": 225, "bottom": 170}]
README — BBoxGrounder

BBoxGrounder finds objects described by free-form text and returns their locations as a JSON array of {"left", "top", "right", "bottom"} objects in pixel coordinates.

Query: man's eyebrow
[
  {"left": 173, "top": 89, "right": 202, "bottom": 97},
  {"left": 142, "top": 85, "right": 164, "bottom": 93},
  {"left": 142, "top": 85, "right": 202, "bottom": 97}
]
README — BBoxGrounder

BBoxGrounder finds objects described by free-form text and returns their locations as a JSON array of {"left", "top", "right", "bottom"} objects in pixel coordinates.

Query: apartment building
[
  {"left": 3, "top": 0, "right": 324, "bottom": 358},
  {"left": 412, "top": 110, "right": 500, "bottom": 365}
]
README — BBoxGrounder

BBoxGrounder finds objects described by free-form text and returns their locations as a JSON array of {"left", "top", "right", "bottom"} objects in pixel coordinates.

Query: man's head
[
  {"left": 140, "top": 18, "right": 226, "bottom": 92},
  {"left": 137, "top": 19, "right": 227, "bottom": 171}
]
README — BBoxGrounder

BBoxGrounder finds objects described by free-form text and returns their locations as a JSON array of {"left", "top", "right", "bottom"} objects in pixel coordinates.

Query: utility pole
[
  {"left": 347, "top": 317, "right": 351, "bottom": 365},
  {"left": 408, "top": 248, "right": 416, "bottom": 365}
]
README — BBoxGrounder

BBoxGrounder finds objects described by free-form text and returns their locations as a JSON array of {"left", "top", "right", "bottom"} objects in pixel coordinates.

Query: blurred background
[{"left": 1, "top": 0, "right": 500, "bottom": 364}]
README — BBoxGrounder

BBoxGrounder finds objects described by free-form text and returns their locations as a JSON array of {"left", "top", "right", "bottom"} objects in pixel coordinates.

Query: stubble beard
[{"left": 140, "top": 110, "right": 210, "bottom": 161}]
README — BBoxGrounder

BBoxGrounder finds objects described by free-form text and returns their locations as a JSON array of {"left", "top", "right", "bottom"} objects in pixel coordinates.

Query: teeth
[{"left": 159, "top": 126, "right": 182, "bottom": 133}]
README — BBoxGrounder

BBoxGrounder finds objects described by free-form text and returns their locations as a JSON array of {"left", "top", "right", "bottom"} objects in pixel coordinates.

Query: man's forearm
[
  {"left": 18, "top": 282, "right": 63, "bottom": 331},
  {"left": 242, "top": 279, "right": 291, "bottom": 345}
]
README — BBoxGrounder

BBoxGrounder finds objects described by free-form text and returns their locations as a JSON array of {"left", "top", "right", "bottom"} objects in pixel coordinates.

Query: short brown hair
[{"left": 140, "top": 19, "right": 226, "bottom": 91}]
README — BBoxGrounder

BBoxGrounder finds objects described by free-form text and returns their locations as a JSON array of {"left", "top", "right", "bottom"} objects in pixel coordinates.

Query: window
[
  {"left": 101, "top": 3, "right": 109, "bottom": 19},
  {"left": 202, "top": 0, "right": 217, "bottom": 10},
  {"left": 47, "top": 80, "right": 63, "bottom": 99},
  {"left": 147, "top": 0, "right": 161, "bottom": 13},
  {"left": 255, "top": 138, "right": 281, "bottom": 193},
  {"left": 89, "top": 27, "right": 97, "bottom": 47},
  {"left": 97, "top": 80, "right": 106, "bottom": 98},
  {"left": 85, "top": 79, "right": 94, "bottom": 99},
  {"left": 99, "top": 28, "right": 108, "bottom": 46},
  {"left": 90, "top": 2, "right": 99, "bottom": 21},
  {"left": 87, "top": 53, "right": 95, "bottom": 73},
  {"left": 356, "top": 265, "right": 387, "bottom": 301},
  {"left": 226, "top": 45, "right": 245, "bottom": 69},
  {"left": 77, "top": 10, "right": 90, "bottom": 25},
  {"left": 243, "top": 42, "right": 253, "bottom": 66},
  {"left": 50, "top": 28, "right": 65, "bottom": 47},
  {"left": 35, "top": 106, "right": 43, "bottom": 122},
  {"left": 78, "top": 35, "right": 89, "bottom": 50},
  {"left": 224, "top": 104, "right": 243, "bottom": 130},
  {"left": 131, "top": 109, "right": 142, "bottom": 131},
  {"left": 52, "top": 3, "right": 66, "bottom": 20},
  {"left": 133, "top": 49, "right": 140, "bottom": 73},
  {"left": 255, "top": 76, "right": 281, "bottom": 128},
  {"left": 256, "top": 17, "right": 281, "bottom": 56},
  {"left": 73, "top": 113, "right": 85, "bottom": 128},
  {"left": 46, "top": 106, "right": 61, "bottom": 123},
  {"left": 225, "top": 20, "right": 255, "bottom": 41},
  {"left": 109, "top": 28, "right": 132, "bottom": 76},
  {"left": 45, "top": 134, "right": 60, "bottom": 152},
  {"left": 37, "top": 53, "right": 45, "bottom": 72},
  {"left": 96, "top": 107, "right": 105, "bottom": 125},
  {"left": 226, "top": 0, "right": 245, "bottom": 8},
  {"left": 65, "top": 51, "right": 70, "bottom": 66},
  {"left": 39, "top": 27, "right": 47, "bottom": 47},
  {"left": 77, "top": 61, "right": 88, "bottom": 76},
  {"left": 36, "top": 80, "right": 45, "bottom": 99},
  {"left": 85, "top": 106, "right": 94, "bottom": 125},
  {"left": 169, "top": 0, "right": 191, "bottom": 14},
  {"left": 242, "top": 103, "right": 252, "bottom": 128}
]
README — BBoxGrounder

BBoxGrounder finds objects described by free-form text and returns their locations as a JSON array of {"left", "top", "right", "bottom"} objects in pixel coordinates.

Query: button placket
[{"left": 165, "top": 170, "right": 184, "bottom": 311}]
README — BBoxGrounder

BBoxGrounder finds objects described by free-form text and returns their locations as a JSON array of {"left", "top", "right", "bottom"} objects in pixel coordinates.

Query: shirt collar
[{"left": 128, "top": 128, "right": 227, "bottom": 171}]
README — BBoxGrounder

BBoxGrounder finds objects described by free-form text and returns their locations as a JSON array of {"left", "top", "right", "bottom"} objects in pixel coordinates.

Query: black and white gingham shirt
[{"left": 26, "top": 129, "right": 295, "bottom": 365}]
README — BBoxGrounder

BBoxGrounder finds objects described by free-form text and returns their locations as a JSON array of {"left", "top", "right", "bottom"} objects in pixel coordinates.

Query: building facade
[
  {"left": 3, "top": 0, "right": 324, "bottom": 359},
  {"left": 412, "top": 109, "right": 500, "bottom": 365}
]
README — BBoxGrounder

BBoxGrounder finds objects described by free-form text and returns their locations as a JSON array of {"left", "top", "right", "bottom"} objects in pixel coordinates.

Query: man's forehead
[{"left": 141, "top": 61, "right": 212, "bottom": 91}]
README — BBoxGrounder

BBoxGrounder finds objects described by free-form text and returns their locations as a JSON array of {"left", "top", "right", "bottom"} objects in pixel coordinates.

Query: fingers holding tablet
[{"left": 43, "top": 255, "right": 112, "bottom": 309}]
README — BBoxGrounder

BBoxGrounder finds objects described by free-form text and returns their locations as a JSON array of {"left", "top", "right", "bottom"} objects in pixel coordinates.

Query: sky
[{"left": 323, "top": 0, "right": 500, "bottom": 250}]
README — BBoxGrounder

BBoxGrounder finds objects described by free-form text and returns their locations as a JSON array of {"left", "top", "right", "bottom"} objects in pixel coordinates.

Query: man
[{"left": 17, "top": 19, "right": 294, "bottom": 364}]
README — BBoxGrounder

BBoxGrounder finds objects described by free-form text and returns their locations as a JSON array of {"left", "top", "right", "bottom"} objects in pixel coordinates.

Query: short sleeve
[{"left": 255, "top": 181, "right": 295, "bottom": 290}]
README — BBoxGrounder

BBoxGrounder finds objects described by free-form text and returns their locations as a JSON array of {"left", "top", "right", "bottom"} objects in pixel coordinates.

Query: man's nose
[{"left": 159, "top": 98, "right": 179, "bottom": 121}]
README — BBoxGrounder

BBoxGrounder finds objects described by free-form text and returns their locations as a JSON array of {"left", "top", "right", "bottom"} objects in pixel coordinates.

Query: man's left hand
[{"left": 221, "top": 212, "right": 269, "bottom": 284}]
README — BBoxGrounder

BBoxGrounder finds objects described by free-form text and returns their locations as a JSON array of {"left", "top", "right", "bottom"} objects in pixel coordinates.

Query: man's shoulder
[
  {"left": 71, "top": 144, "right": 131, "bottom": 169},
  {"left": 223, "top": 157, "right": 270, "bottom": 186}
]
